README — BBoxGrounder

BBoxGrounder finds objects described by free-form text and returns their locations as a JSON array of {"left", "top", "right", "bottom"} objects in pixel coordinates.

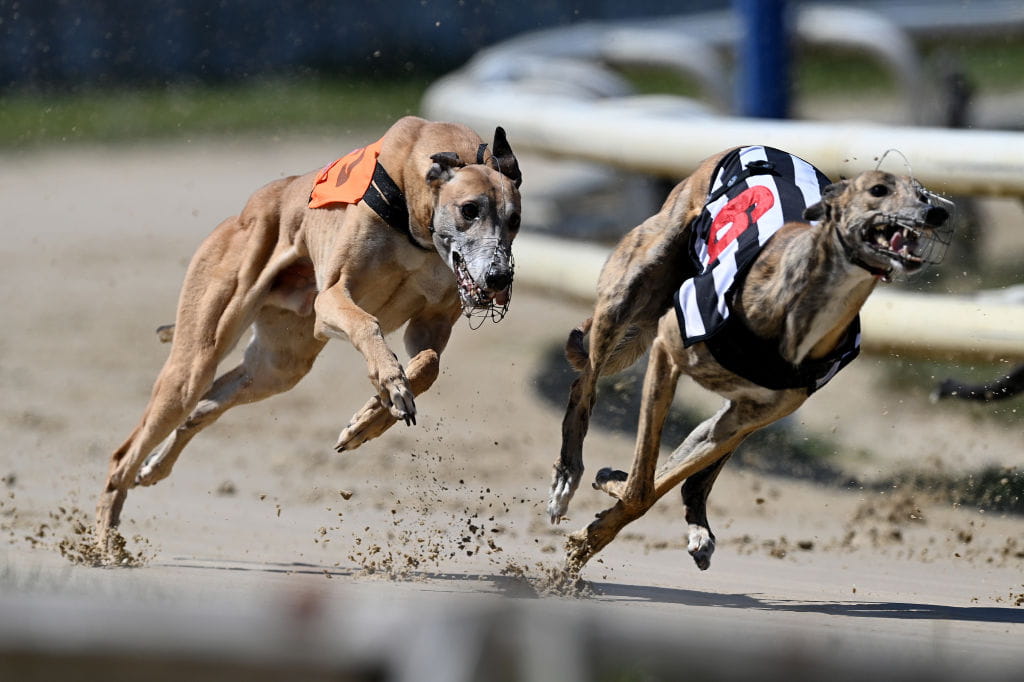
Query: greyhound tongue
[
  {"left": 890, "top": 231, "right": 904, "bottom": 253},
  {"left": 494, "top": 289, "right": 510, "bottom": 306}
]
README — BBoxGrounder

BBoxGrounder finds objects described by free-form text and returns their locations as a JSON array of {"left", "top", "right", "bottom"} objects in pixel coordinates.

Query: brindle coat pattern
[
  {"left": 95, "top": 116, "right": 522, "bottom": 557},
  {"left": 548, "top": 148, "right": 951, "bottom": 573}
]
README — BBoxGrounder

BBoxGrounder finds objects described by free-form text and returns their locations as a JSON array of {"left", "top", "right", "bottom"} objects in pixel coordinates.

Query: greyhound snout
[
  {"left": 466, "top": 238, "right": 513, "bottom": 291},
  {"left": 925, "top": 205, "right": 949, "bottom": 227},
  {"left": 485, "top": 267, "right": 513, "bottom": 292}
]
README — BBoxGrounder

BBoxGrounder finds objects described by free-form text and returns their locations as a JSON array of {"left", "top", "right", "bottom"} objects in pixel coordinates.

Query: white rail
[{"left": 424, "top": 81, "right": 1024, "bottom": 198}]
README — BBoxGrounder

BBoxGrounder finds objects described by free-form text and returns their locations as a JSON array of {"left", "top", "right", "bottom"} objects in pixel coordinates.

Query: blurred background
[
  {"left": 2, "top": 2, "right": 1023, "bottom": 679},
  {"left": 1, "top": 0, "right": 1021, "bottom": 137}
]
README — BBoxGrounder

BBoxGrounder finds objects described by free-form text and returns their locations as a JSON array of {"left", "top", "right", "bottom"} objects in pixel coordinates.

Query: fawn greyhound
[
  {"left": 548, "top": 145, "right": 952, "bottom": 573},
  {"left": 96, "top": 116, "right": 522, "bottom": 557}
]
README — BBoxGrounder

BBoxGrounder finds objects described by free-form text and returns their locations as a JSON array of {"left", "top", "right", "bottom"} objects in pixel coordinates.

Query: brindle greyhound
[
  {"left": 96, "top": 116, "right": 522, "bottom": 557},
  {"left": 547, "top": 146, "right": 952, "bottom": 573}
]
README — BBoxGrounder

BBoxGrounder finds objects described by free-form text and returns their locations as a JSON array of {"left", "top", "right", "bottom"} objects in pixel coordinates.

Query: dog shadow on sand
[
  {"left": 156, "top": 558, "right": 1024, "bottom": 625},
  {"left": 592, "top": 581, "right": 1024, "bottom": 624}
]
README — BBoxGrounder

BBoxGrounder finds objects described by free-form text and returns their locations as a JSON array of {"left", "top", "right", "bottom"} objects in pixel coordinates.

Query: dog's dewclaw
[{"left": 155, "top": 324, "right": 175, "bottom": 343}]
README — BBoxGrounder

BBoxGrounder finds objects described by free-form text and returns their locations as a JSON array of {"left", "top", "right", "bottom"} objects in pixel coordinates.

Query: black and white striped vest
[{"left": 672, "top": 146, "right": 861, "bottom": 394}]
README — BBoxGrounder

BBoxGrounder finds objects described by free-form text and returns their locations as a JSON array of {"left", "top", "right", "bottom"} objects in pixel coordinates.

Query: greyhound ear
[
  {"left": 426, "top": 152, "right": 464, "bottom": 187},
  {"left": 487, "top": 126, "right": 522, "bottom": 188},
  {"left": 803, "top": 180, "right": 847, "bottom": 222},
  {"left": 803, "top": 201, "right": 826, "bottom": 222}
]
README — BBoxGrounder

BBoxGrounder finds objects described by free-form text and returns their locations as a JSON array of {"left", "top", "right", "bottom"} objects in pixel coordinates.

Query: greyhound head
[
  {"left": 804, "top": 170, "right": 954, "bottom": 278},
  {"left": 425, "top": 127, "right": 522, "bottom": 324}
]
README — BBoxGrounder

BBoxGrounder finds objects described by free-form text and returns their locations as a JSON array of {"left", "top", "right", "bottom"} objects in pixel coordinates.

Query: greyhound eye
[
  {"left": 508, "top": 213, "right": 521, "bottom": 231},
  {"left": 460, "top": 202, "right": 479, "bottom": 221},
  {"left": 869, "top": 184, "right": 890, "bottom": 197}
]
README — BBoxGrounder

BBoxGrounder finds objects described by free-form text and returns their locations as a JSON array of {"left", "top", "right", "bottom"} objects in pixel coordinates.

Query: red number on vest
[{"left": 706, "top": 185, "right": 775, "bottom": 262}]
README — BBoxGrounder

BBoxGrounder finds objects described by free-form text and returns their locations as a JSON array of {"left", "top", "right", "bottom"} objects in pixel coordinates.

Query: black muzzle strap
[{"left": 362, "top": 162, "right": 432, "bottom": 252}]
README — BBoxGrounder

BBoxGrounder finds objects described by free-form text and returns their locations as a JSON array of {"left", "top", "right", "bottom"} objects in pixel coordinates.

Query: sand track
[{"left": 1, "top": 136, "right": 1022, "bottom": 679}]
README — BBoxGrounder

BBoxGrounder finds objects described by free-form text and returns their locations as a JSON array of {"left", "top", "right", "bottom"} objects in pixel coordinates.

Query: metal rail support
[{"left": 735, "top": 0, "right": 791, "bottom": 118}]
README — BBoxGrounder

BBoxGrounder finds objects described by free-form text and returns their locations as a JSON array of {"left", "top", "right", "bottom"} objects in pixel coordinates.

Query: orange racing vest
[{"left": 308, "top": 137, "right": 385, "bottom": 208}]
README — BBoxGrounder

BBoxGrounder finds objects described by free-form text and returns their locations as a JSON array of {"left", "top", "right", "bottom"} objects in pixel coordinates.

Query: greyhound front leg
[
  {"left": 593, "top": 331, "right": 681, "bottom": 504},
  {"left": 569, "top": 333, "right": 681, "bottom": 571},
  {"left": 314, "top": 286, "right": 416, "bottom": 424},
  {"left": 335, "top": 349, "right": 440, "bottom": 451},
  {"left": 333, "top": 307, "right": 456, "bottom": 452},
  {"left": 549, "top": 314, "right": 632, "bottom": 523},
  {"left": 549, "top": 370, "right": 597, "bottom": 522}
]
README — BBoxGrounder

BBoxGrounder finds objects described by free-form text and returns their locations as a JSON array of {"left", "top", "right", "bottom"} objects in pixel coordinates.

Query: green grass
[
  {"left": 933, "top": 38, "right": 1024, "bottom": 91},
  {"left": 0, "top": 76, "right": 429, "bottom": 148},
  {"left": 622, "top": 37, "right": 1024, "bottom": 100},
  {"left": 797, "top": 38, "right": 1024, "bottom": 96}
]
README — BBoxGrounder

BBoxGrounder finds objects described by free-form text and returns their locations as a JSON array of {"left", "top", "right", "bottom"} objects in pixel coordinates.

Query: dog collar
[
  {"left": 362, "top": 162, "right": 433, "bottom": 252},
  {"left": 363, "top": 144, "right": 488, "bottom": 252}
]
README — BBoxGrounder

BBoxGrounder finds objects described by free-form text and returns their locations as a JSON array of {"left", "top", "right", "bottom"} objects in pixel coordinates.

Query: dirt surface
[{"left": 1, "top": 136, "right": 1022, "bottom": 679}]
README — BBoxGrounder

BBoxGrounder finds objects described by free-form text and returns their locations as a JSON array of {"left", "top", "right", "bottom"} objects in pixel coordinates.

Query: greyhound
[
  {"left": 95, "top": 116, "right": 522, "bottom": 558},
  {"left": 547, "top": 145, "right": 952, "bottom": 573}
]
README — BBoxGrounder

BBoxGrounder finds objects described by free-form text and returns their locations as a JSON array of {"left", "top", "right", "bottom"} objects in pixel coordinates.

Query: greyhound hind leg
[
  {"left": 593, "top": 323, "right": 682, "bottom": 506},
  {"left": 95, "top": 350, "right": 219, "bottom": 553},
  {"left": 136, "top": 307, "right": 323, "bottom": 486},
  {"left": 97, "top": 240, "right": 282, "bottom": 552},
  {"left": 681, "top": 452, "right": 732, "bottom": 570}
]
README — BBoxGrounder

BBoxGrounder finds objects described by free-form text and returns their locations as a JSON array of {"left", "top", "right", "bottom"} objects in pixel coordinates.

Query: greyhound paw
[
  {"left": 135, "top": 457, "right": 168, "bottom": 487},
  {"left": 336, "top": 416, "right": 386, "bottom": 452},
  {"left": 593, "top": 467, "right": 628, "bottom": 499},
  {"left": 335, "top": 395, "right": 399, "bottom": 452},
  {"left": 547, "top": 469, "right": 579, "bottom": 524},
  {"left": 335, "top": 423, "right": 366, "bottom": 452},
  {"left": 687, "top": 526, "right": 716, "bottom": 571},
  {"left": 134, "top": 464, "right": 157, "bottom": 487},
  {"left": 380, "top": 376, "right": 417, "bottom": 426}
]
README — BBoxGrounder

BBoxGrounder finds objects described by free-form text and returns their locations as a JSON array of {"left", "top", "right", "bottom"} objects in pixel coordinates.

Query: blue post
[{"left": 734, "top": 0, "right": 790, "bottom": 119}]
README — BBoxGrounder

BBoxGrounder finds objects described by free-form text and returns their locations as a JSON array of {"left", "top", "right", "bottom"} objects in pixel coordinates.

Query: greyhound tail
[
  {"left": 564, "top": 317, "right": 658, "bottom": 376},
  {"left": 564, "top": 318, "right": 594, "bottom": 372}
]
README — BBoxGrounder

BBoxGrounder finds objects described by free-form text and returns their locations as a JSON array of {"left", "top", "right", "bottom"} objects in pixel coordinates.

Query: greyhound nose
[
  {"left": 925, "top": 206, "right": 949, "bottom": 226},
  {"left": 485, "top": 270, "right": 513, "bottom": 291}
]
